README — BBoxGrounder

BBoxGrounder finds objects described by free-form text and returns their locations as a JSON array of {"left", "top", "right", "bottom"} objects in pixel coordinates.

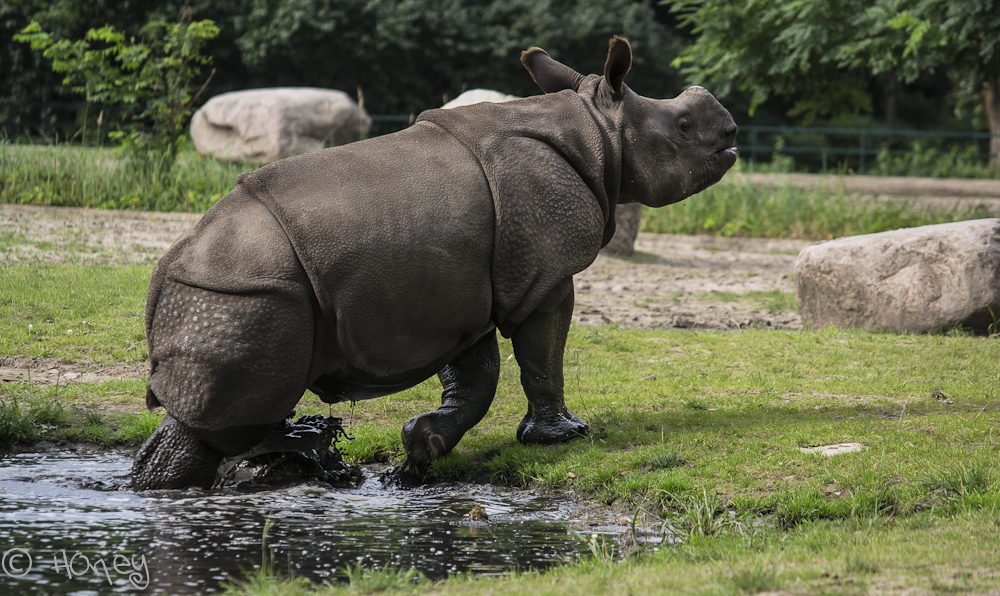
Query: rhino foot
[
  {"left": 131, "top": 415, "right": 223, "bottom": 491},
  {"left": 397, "top": 331, "right": 500, "bottom": 482},
  {"left": 398, "top": 414, "right": 449, "bottom": 480},
  {"left": 516, "top": 409, "right": 589, "bottom": 444}
]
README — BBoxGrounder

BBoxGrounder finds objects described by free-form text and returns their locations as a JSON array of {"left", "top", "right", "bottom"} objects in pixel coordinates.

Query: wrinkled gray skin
[{"left": 132, "top": 37, "right": 738, "bottom": 490}]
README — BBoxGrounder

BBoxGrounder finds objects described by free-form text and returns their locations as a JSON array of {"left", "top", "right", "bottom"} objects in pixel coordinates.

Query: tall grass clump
[
  {"left": 0, "top": 400, "right": 41, "bottom": 447},
  {"left": 641, "top": 179, "right": 995, "bottom": 239},
  {"left": 0, "top": 143, "right": 252, "bottom": 212},
  {"left": 115, "top": 411, "right": 165, "bottom": 446}
]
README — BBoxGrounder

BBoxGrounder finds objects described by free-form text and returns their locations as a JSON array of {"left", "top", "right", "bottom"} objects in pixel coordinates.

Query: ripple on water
[{"left": 0, "top": 450, "right": 619, "bottom": 594}]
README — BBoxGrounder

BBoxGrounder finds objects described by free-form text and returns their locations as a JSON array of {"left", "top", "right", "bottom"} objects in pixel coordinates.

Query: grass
[
  {"left": 641, "top": 178, "right": 996, "bottom": 240},
  {"left": 0, "top": 143, "right": 252, "bottom": 212},
  {"left": 0, "top": 389, "right": 164, "bottom": 448},
  {"left": 0, "top": 265, "right": 152, "bottom": 362},
  {"left": 191, "top": 321, "right": 996, "bottom": 594},
  {"left": 3, "top": 221, "right": 1000, "bottom": 593}
]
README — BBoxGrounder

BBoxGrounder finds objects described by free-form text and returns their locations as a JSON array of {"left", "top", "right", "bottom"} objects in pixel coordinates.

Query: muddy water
[{"left": 0, "top": 449, "right": 619, "bottom": 595}]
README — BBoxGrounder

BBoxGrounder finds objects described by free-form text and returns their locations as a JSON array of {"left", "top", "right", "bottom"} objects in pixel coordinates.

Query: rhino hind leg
[
  {"left": 137, "top": 276, "right": 315, "bottom": 489},
  {"left": 132, "top": 415, "right": 224, "bottom": 490},
  {"left": 399, "top": 331, "right": 500, "bottom": 478},
  {"left": 511, "top": 281, "right": 589, "bottom": 445}
]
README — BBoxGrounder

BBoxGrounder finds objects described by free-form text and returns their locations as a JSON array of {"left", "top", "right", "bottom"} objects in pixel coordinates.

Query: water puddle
[{"left": 0, "top": 449, "right": 623, "bottom": 594}]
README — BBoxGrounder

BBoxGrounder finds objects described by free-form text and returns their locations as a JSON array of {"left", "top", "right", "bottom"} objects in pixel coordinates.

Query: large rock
[
  {"left": 795, "top": 219, "right": 1000, "bottom": 333},
  {"left": 191, "top": 88, "right": 371, "bottom": 164},
  {"left": 600, "top": 203, "right": 643, "bottom": 257},
  {"left": 441, "top": 89, "right": 520, "bottom": 109}
]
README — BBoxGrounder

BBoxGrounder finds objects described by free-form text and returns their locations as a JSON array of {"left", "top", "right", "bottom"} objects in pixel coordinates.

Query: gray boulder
[
  {"left": 441, "top": 89, "right": 520, "bottom": 109},
  {"left": 795, "top": 219, "right": 1000, "bottom": 333},
  {"left": 191, "top": 88, "right": 371, "bottom": 164},
  {"left": 600, "top": 203, "right": 643, "bottom": 256}
]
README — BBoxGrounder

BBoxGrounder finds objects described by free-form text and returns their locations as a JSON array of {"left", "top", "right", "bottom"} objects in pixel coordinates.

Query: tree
[
  {"left": 4, "top": 0, "right": 687, "bottom": 140},
  {"left": 229, "top": 0, "right": 686, "bottom": 114},
  {"left": 15, "top": 12, "right": 219, "bottom": 167},
  {"left": 887, "top": 0, "right": 1000, "bottom": 166},
  {"left": 667, "top": 0, "right": 1000, "bottom": 166}
]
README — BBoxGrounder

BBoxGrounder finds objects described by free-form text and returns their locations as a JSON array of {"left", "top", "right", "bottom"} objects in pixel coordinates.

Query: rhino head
[{"left": 522, "top": 36, "right": 738, "bottom": 207}]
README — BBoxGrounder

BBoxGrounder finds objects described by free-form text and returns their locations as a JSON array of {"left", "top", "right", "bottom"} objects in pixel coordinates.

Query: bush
[
  {"left": 14, "top": 12, "right": 218, "bottom": 170},
  {"left": 874, "top": 141, "right": 1000, "bottom": 179}
]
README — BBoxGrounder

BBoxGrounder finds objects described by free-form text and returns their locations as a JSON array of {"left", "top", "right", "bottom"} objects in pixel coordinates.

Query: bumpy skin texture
[{"left": 132, "top": 37, "right": 738, "bottom": 490}]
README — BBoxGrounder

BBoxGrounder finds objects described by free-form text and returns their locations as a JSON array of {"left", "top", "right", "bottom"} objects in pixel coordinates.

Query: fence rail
[
  {"left": 3, "top": 100, "right": 998, "bottom": 170},
  {"left": 740, "top": 125, "right": 998, "bottom": 170}
]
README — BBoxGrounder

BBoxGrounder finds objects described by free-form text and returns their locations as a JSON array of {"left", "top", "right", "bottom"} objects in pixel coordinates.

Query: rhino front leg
[
  {"left": 512, "top": 280, "right": 588, "bottom": 444},
  {"left": 400, "top": 331, "right": 500, "bottom": 478}
]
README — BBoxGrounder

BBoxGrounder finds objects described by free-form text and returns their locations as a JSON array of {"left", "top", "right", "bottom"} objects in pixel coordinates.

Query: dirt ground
[
  {"left": 577, "top": 233, "right": 808, "bottom": 331},
  {"left": 0, "top": 354, "right": 145, "bottom": 387}
]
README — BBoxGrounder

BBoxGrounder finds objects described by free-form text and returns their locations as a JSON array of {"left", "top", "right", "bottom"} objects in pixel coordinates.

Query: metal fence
[
  {"left": 739, "top": 125, "right": 998, "bottom": 171},
  {"left": 3, "top": 100, "right": 997, "bottom": 171}
]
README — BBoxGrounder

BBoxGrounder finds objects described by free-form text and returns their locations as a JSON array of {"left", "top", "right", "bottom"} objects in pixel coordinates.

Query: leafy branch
[{"left": 15, "top": 12, "right": 219, "bottom": 170}]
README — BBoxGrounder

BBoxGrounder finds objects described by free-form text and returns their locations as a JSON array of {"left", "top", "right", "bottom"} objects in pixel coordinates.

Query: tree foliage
[
  {"left": 15, "top": 14, "right": 219, "bottom": 166},
  {"left": 227, "top": 0, "right": 685, "bottom": 114},
  {"left": 667, "top": 0, "right": 1000, "bottom": 126},
  {"left": 3, "top": 0, "right": 686, "bottom": 132}
]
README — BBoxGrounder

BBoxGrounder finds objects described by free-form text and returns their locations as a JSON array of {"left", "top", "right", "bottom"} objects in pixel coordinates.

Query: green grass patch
[
  {"left": 0, "top": 386, "right": 163, "bottom": 448},
  {"left": 0, "top": 143, "right": 252, "bottom": 212},
  {"left": 697, "top": 289, "right": 797, "bottom": 312},
  {"left": 4, "top": 261, "right": 1000, "bottom": 594},
  {"left": 0, "top": 265, "right": 152, "bottom": 362},
  {"left": 641, "top": 179, "right": 996, "bottom": 239}
]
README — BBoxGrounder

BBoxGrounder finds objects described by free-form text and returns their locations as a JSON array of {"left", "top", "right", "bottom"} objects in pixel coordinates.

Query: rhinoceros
[{"left": 131, "top": 36, "right": 738, "bottom": 490}]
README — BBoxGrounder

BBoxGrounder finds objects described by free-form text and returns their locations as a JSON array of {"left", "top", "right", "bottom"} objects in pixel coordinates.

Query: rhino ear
[
  {"left": 604, "top": 36, "right": 632, "bottom": 97},
  {"left": 521, "top": 48, "right": 585, "bottom": 93}
]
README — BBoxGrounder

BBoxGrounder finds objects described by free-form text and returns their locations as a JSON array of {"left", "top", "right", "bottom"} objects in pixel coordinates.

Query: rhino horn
[
  {"left": 603, "top": 36, "right": 632, "bottom": 98},
  {"left": 520, "top": 47, "right": 585, "bottom": 94}
]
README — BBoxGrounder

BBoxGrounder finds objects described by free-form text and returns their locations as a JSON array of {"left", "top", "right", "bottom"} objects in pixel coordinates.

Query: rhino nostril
[{"left": 724, "top": 122, "right": 737, "bottom": 137}]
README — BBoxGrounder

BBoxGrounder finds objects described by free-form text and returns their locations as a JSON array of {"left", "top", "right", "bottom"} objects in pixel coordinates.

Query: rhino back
[{"left": 238, "top": 122, "right": 496, "bottom": 381}]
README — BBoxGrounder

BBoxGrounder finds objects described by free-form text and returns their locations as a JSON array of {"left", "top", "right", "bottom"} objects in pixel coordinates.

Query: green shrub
[
  {"left": 15, "top": 13, "right": 219, "bottom": 170},
  {"left": 874, "top": 142, "right": 1000, "bottom": 179}
]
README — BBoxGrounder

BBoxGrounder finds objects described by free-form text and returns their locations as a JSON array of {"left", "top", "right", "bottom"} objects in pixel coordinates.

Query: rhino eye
[{"left": 678, "top": 117, "right": 690, "bottom": 135}]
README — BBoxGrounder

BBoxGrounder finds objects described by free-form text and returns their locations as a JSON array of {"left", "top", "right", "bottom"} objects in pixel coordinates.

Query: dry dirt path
[
  {"left": 733, "top": 172, "right": 1000, "bottom": 213},
  {"left": 577, "top": 234, "right": 810, "bottom": 331}
]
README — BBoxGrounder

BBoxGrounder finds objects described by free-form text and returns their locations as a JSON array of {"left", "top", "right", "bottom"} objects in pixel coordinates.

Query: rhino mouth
[
  {"left": 692, "top": 145, "right": 738, "bottom": 194},
  {"left": 717, "top": 145, "right": 738, "bottom": 167}
]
